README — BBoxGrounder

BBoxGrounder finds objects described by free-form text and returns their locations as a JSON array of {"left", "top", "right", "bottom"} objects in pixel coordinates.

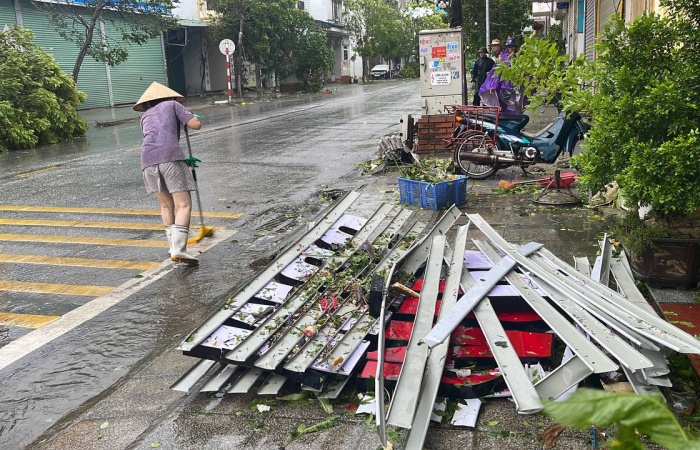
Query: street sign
[{"left": 219, "top": 39, "right": 235, "bottom": 55}]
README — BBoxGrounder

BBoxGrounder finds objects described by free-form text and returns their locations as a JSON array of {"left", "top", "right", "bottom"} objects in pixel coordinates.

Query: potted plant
[{"left": 497, "top": 1, "right": 700, "bottom": 288}]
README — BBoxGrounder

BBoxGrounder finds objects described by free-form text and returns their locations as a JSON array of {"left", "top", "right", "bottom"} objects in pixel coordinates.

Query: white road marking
[{"left": 0, "top": 229, "right": 236, "bottom": 372}]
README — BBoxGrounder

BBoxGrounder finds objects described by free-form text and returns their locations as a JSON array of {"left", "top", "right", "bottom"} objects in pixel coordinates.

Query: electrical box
[{"left": 418, "top": 27, "right": 465, "bottom": 115}]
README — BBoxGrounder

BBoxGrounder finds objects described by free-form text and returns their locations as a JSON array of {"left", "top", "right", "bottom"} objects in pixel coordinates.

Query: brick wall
[{"left": 415, "top": 115, "right": 454, "bottom": 157}]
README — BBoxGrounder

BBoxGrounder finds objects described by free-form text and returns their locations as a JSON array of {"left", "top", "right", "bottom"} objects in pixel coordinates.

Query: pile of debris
[
  {"left": 172, "top": 192, "right": 700, "bottom": 449},
  {"left": 173, "top": 191, "right": 423, "bottom": 396}
]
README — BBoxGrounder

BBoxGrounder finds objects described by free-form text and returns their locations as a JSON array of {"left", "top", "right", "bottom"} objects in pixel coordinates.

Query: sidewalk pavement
[{"left": 77, "top": 83, "right": 358, "bottom": 128}]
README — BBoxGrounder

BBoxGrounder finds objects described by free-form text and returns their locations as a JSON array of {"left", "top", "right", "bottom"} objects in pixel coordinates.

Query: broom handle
[{"left": 184, "top": 126, "right": 206, "bottom": 228}]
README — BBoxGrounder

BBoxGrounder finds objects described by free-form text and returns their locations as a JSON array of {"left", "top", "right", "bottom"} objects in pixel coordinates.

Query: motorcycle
[{"left": 444, "top": 106, "right": 591, "bottom": 179}]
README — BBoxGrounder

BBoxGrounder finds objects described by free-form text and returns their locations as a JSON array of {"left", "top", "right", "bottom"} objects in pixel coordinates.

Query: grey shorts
[{"left": 143, "top": 161, "right": 197, "bottom": 194}]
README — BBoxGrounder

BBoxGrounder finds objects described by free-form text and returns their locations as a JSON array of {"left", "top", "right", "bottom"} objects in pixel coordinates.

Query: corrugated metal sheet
[
  {"left": 598, "top": 0, "right": 617, "bottom": 36},
  {"left": 16, "top": 1, "right": 166, "bottom": 108},
  {"left": 18, "top": 0, "right": 109, "bottom": 109},
  {"left": 584, "top": 0, "right": 596, "bottom": 61},
  {"left": 0, "top": 0, "right": 17, "bottom": 28},
  {"left": 102, "top": 11, "right": 168, "bottom": 106}
]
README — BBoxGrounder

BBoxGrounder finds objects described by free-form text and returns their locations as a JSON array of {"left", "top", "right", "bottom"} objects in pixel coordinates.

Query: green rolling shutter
[
  {"left": 1, "top": 0, "right": 17, "bottom": 28},
  {"left": 16, "top": 1, "right": 168, "bottom": 108},
  {"left": 18, "top": 0, "right": 109, "bottom": 109},
  {"left": 102, "top": 12, "right": 168, "bottom": 106}
]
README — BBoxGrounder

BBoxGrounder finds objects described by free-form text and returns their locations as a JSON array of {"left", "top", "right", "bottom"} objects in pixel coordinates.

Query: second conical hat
[{"left": 133, "top": 82, "right": 185, "bottom": 112}]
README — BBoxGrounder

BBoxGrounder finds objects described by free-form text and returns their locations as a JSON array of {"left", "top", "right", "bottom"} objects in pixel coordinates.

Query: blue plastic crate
[{"left": 397, "top": 176, "right": 467, "bottom": 210}]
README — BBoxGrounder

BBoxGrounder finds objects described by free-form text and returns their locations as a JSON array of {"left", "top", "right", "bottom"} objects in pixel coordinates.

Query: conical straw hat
[{"left": 133, "top": 82, "right": 185, "bottom": 112}]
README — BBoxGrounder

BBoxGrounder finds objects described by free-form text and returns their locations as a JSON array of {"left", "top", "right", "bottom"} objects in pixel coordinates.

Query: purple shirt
[{"left": 140, "top": 100, "right": 194, "bottom": 170}]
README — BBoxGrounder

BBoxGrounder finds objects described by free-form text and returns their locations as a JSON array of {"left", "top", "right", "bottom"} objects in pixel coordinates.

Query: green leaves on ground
[
  {"left": 0, "top": 28, "right": 87, "bottom": 151},
  {"left": 290, "top": 415, "right": 340, "bottom": 441},
  {"left": 398, "top": 158, "right": 459, "bottom": 184},
  {"left": 318, "top": 398, "right": 334, "bottom": 414},
  {"left": 544, "top": 388, "right": 700, "bottom": 450}
]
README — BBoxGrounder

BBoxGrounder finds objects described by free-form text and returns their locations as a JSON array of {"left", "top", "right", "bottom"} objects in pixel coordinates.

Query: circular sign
[{"left": 219, "top": 39, "right": 235, "bottom": 55}]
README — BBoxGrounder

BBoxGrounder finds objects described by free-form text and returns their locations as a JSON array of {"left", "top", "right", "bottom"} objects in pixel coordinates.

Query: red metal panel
[
  {"left": 411, "top": 278, "right": 463, "bottom": 295},
  {"left": 366, "top": 346, "right": 407, "bottom": 363},
  {"left": 451, "top": 328, "right": 553, "bottom": 357},
  {"left": 386, "top": 321, "right": 552, "bottom": 358},
  {"left": 397, "top": 298, "right": 441, "bottom": 315},
  {"left": 360, "top": 360, "right": 403, "bottom": 380},
  {"left": 441, "top": 373, "right": 500, "bottom": 385},
  {"left": 386, "top": 321, "right": 415, "bottom": 341},
  {"left": 398, "top": 298, "right": 541, "bottom": 323}
]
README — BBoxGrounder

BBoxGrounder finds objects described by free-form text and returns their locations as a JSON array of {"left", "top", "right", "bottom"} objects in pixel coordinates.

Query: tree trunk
[{"left": 72, "top": 5, "right": 103, "bottom": 83}]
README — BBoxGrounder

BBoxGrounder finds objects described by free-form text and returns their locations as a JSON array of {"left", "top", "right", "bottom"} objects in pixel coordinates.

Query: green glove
[
  {"left": 185, "top": 156, "right": 201, "bottom": 168},
  {"left": 193, "top": 113, "right": 202, "bottom": 121}
]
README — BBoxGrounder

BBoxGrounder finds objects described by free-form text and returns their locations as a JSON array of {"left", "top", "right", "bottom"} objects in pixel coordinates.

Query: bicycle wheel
[{"left": 453, "top": 130, "right": 499, "bottom": 179}]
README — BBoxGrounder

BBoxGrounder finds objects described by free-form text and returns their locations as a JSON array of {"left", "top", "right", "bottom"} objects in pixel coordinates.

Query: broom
[
  {"left": 184, "top": 126, "right": 214, "bottom": 245},
  {"left": 499, "top": 172, "right": 578, "bottom": 191}
]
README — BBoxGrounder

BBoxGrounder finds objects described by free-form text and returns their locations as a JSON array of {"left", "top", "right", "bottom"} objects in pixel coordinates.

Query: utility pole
[
  {"left": 237, "top": 16, "right": 243, "bottom": 98},
  {"left": 485, "top": 0, "right": 490, "bottom": 48}
]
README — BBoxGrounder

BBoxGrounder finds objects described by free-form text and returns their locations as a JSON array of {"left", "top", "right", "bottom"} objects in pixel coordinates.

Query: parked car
[{"left": 370, "top": 64, "right": 391, "bottom": 80}]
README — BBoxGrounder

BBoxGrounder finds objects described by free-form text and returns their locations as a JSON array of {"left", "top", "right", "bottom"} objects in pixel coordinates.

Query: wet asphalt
[{"left": 0, "top": 80, "right": 621, "bottom": 449}]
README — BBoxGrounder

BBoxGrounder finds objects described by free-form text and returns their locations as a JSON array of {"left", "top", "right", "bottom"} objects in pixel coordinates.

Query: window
[
  {"left": 297, "top": 0, "right": 304, "bottom": 10},
  {"left": 577, "top": 0, "right": 584, "bottom": 33},
  {"left": 343, "top": 45, "right": 349, "bottom": 60},
  {"left": 332, "top": 0, "right": 342, "bottom": 22}
]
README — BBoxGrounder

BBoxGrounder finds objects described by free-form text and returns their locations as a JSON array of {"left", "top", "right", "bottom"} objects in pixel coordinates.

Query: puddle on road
[{"left": 0, "top": 271, "right": 220, "bottom": 448}]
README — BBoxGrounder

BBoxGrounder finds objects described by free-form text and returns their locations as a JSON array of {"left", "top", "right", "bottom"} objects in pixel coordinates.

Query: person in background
[
  {"left": 133, "top": 82, "right": 202, "bottom": 265},
  {"left": 489, "top": 38, "right": 503, "bottom": 60},
  {"left": 479, "top": 37, "right": 524, "bottom": 114},
  {"left": 471, "top": 47, "right": 495, "bottom": 106}
]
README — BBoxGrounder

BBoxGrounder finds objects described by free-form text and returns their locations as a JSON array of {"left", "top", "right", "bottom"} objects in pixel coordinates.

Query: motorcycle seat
[{"left": 484, "top": 113, "right": 529, "bottom": 130}]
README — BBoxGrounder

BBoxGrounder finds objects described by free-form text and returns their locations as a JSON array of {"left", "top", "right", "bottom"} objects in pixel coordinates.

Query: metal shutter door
[
  {"left": 1, "top": 0, "right": 17, "bottom": 28},
  {"left": 18, "top": 0, "right": 109, "bottom": 109},
  {"left": 598, "top": 0, "right": 616, "bottom": 34},
  {"left": 584, "top": 0, "right": 596, "bottom": 61},
  {"left": 102, "top": 12, "right": 168, "bottom": 107}
]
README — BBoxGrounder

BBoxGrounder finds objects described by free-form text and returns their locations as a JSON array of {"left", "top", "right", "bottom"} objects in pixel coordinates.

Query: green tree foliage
[
  {"left": 496, "top": 35, "right": 590, "bottom": 112},
  {"left": 209, "top": 0, "right": 333, "bottom": 92},
  {"left": 571, "top": 13, "right": 700, "bottom": 219},
  {"left": 498, "top": 5, "right": 700, "bottom": 221},
  {"left": 35, "top": 0, "right": 178, "bottom": 82},
  {"left": 546, "top": 23, "right": 565, "bottom": 54},
  {"left": 344, "top": 0, "right": 407, "bottom": 79},
  {"left": 293, "top": 29, "right": 334, "bottom": 92},
  {"left": 0, "top": 28, "right": 87, "bottom": 151},
  {"left": 459, "top": 0, "right": 532, "bottom": 55},
  {"left": 545, "top": 389, "right": 700, "bottom": 450}
]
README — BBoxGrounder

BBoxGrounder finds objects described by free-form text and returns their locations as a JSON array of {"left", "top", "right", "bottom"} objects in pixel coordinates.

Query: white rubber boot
[
  {"left": 170, "top": 225, "right": 199, "bottom": 265},
  {"left": 165, "top": 226, "right": 172, "bottom": 257}
]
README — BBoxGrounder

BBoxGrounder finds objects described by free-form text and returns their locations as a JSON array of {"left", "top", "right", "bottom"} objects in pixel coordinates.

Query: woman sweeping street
[{"left": 133, "top": 82, "right": 201, "bottom": 265}]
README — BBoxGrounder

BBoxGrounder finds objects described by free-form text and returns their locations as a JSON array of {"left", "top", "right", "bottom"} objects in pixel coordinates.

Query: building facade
[
  {"left": 301, "top": 0, "right": 363, "bottom": 84},
  {"left": 546, "top": 0, "right": 662, "bottom": 61}
]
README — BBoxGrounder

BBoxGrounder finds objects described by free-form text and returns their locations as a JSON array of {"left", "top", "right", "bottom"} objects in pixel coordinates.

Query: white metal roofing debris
[{"left": 170, "top": 195, "right": 700, "bottom": 450}]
